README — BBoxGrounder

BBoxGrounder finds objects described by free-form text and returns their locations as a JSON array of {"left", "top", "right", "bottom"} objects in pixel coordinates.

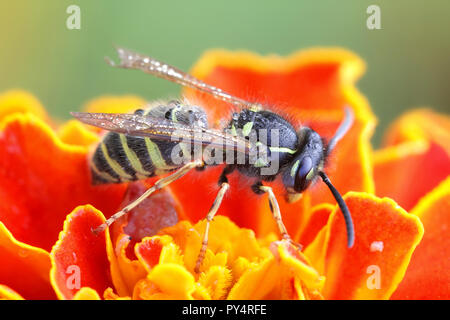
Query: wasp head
[
  {"left": 281, "top": 107, "right": 355, "bottom": 248},
  {"left": 282, "top": 127, "right": 325, "bottom": 202}
]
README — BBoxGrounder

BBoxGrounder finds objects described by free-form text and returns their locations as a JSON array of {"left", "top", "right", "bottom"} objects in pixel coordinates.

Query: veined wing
[
  {"left": 106, "top": 47, "right": 263, "bottom": 111},
  {"left": 71, "top": 111, "right": 255, "bottom": 154}
]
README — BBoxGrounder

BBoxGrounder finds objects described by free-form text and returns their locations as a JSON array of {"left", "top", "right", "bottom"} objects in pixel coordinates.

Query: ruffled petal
[
  {"left": 295, "top": 203, "right": 333, "bottom": 248},
  {"left": 161, "top": 216, "right": 270, "bottom": 274},
  {"left": 374, "top": 110, "right": 450, "bottom": 211},
  {"left": 383, "top": 109, "right": 450, "bottom": 155},
  {"left": 270, "top": 241, "right": 325, "bottom": 299},
  {"left": 146, "top": 263, "right": 196, "bottom": 299},
  {"left": 191, "top": 216, "right": 271, "bottom": 273},
  {"left": 392, "top": 177, "right": 450, "bottom": 299},
  {"left": 0, "top": 113, "right": 127, "bottom": 251},
  {"left": 135, "top": 235, "right": 174, "bottom": 272},
  {"left": 227, "top": 257, "right": 278, "bottom": 300},
  {"left": 0, "top": 90, "right": 48, "bottom": 123},
  {"left": 57, "top": 120, "right": 99, "bottom": 147},
  {"left": 228, "top": 240, "right": 324, "bottom": 300},
  {"left": 107, "top": 183, "right": 184, "bottom": 296},
  {"left": 0, "top": 222, "right": 55, "bottom": 299},
  {"left": 107, "top": 233, "right": 146, "bottom": 297},
  {"left": 309, "top": 192, "right": 423, "bottom": 300},
  {"left": 50, "top": 205, "right": 114, "bottom": 299},
  {"left": 373, "top": 141, "right": 449, "bottom": 211},
  {"left": 198, "top": 265, "right": 232, "bottom": 299}
]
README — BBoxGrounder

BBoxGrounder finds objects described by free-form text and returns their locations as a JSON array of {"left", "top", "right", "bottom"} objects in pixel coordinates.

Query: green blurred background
[{"left": 1, "top": 0, "right": 449, "bottom": 145}]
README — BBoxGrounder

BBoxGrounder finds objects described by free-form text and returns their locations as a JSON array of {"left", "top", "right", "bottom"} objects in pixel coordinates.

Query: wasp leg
[
  {"left": 92, "top": 160, "right": 203, "bottom": 235},
  {"left": 258, "top": 184, "right": 302, "bottom": 250},
  {"left": 194, "top": 170, "right": 231, "bottom": 273}
]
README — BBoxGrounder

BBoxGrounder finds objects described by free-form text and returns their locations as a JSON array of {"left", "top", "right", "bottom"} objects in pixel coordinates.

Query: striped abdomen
[
  {"left": 90, "top": 133, "right": 183, "bottom": 184},
  {"left": 90, "top": 101, "right": 209, "bottom": 184}
]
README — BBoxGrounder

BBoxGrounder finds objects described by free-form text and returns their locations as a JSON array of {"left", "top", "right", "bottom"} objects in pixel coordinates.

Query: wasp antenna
[
  {"left": 327, "top": 106, "right": 354, "bottom": 154},
  {"left": 319, "top": 171, "right": 355, "bottom": 248}
]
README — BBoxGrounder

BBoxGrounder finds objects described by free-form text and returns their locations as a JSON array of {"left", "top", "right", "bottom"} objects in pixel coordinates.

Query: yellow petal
[
  {"left": 227, "top": 257, "right": 278, "bottom": 300},
  {"left": 147, "top": 263, "right": 195, "bottom": 299},
  {"left": 0, "top": 90, "right": 48, "bottom": 122},
  {"left": 83, "top": 95, "right": 146, "bottom": 114},
  {"left": 276, "top": 241, "right": 325, "bottom": 291},
  {"left": 58, "top": 119, "right": 99, "bottom": 147},
  {"left": 0, "top": 284, "right": 24, "bottom": 300},
  {"left": 73, "top": 287, "right": 101, "bottom": 300},
  {"left": 198, "top": 265, "right": 232, "bottom": 300}
]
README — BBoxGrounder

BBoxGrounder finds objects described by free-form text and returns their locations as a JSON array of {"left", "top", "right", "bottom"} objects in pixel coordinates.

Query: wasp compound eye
[{"left": 294, "top": 156, "right": 313, "bottom": 192}]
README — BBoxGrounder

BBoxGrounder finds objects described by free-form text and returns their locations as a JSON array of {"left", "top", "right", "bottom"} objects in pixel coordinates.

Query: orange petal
[
  {"left": 187, "top": 49, "right": 367, "bottom": 121},
  {"left": 135, "top": 235, "right": 173, "bottom": 272},
  {"left": 383, "top": 109, "right": 450, "bottom": 156},
  {"left": 0, "top": 90, "right": 48, "bottom": 123},
  {"left": 169, "top": 48, "right": 375, "bottom": 238},
  {"left": 168, "top": 166, "right": 264, "bottom": 232},
  {"left": 0, "top": 113, "right": 127, "bottom": 251},
  {"left": 374, "top": 109, "right": 450, "bottom": 211},
  {"left": 50, "top": 205, "right": 114, "bottom": 299},
  {"left": 295, "top": 203, "right": 334, "bottom": 249},
  {"left": 374, "top": 141, "right": 449, "bottom": 211},
  {"left": 0, "top": 222, "right": 55, "bottom": 299},
  {"left": 392, "top": 177, "right": 450, "bottom": 299},
  {"left": 310, "top": 192, "right": 423, "bottom": 300}
]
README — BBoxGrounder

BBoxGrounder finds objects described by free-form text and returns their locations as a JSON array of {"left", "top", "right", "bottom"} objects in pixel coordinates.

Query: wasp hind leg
[
  {"left": 194, "top": 165, "right": 234, "bottom": 273},
  {"left": 92, "top": 160, "right": 203, "bottom": 235},
  {"left": 255, "top": 182, "right": 302, "bottom": 251}
]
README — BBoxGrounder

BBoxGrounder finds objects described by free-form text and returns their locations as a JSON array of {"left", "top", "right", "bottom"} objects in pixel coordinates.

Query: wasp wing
[
  {"left": 71, "top": 111, "right": 256, "bottom": 155},
  {"left": 106, "top": 47, "right": 263, "bottom": 111}
]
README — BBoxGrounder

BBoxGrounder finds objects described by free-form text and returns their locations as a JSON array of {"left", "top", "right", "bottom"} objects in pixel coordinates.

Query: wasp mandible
[{"left": 72, "top": 47, "right": 355, "bottom": 273}]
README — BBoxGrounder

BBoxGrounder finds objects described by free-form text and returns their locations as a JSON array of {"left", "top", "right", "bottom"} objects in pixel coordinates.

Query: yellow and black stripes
[
  {"left": 91, "top": 132, "right": 183, "bottom": 184},
  {"left": 90, "top": 103, "right": 209, "bottom": 185}
]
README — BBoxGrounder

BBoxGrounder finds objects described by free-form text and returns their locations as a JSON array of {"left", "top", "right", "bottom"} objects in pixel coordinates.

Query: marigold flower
[{"left": 0, "top": 47, "right": 448, "bottom": 300}]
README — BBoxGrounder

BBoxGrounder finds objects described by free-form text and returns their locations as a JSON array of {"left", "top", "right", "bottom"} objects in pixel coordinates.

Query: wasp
[{"left": 72, "top": 47, "right": 355, "bottom": 273}]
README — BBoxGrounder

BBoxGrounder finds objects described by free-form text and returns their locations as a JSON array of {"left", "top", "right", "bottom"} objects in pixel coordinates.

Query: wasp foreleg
[{"left": 258, "top": 184, "right": 302, "bottom": 250}]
